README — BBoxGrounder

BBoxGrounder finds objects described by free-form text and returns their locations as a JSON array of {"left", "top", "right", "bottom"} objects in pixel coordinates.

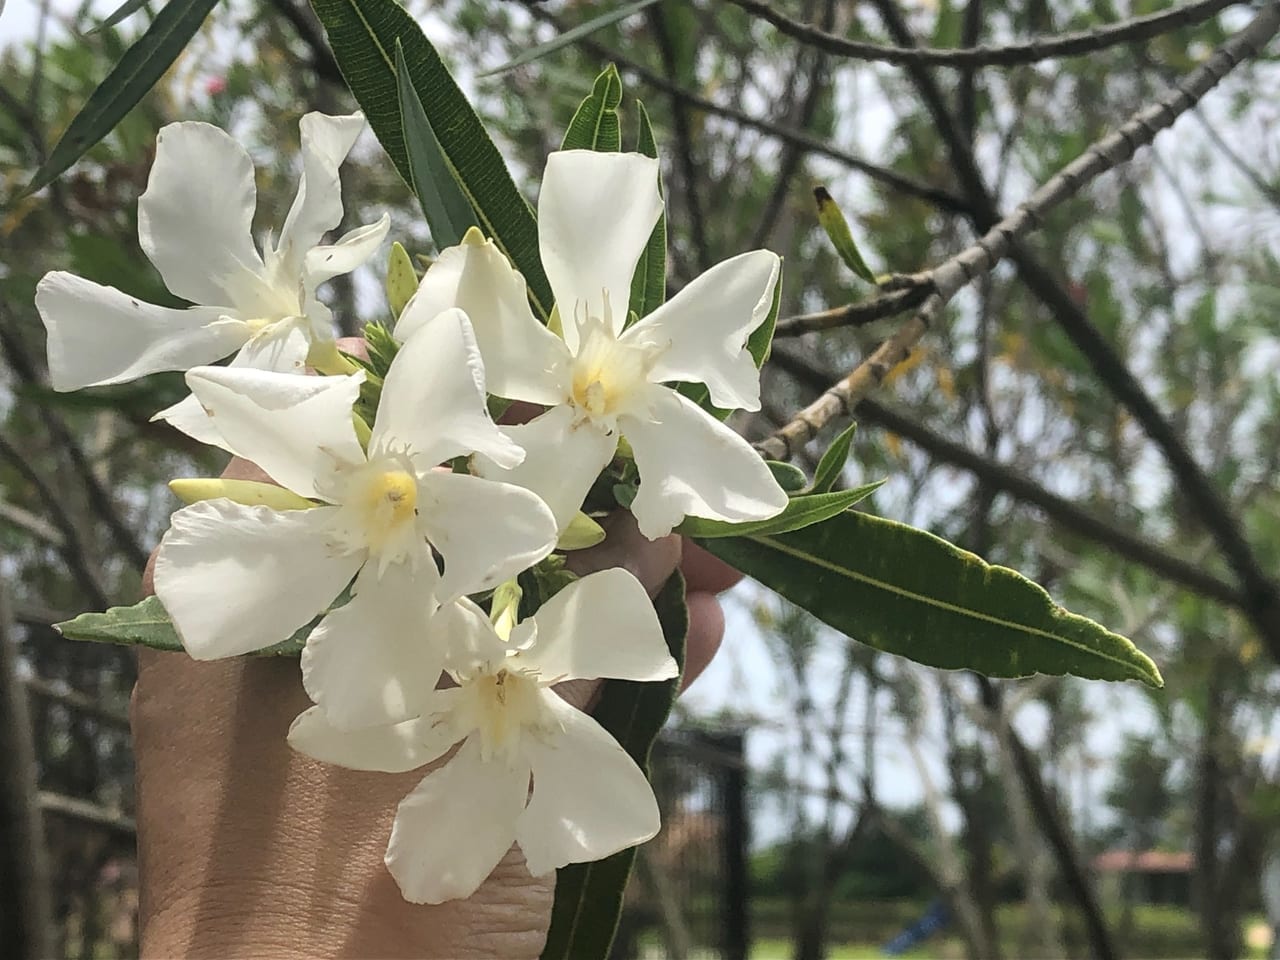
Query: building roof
[{"left": 1092, "top": 850, "right": 1193, "bottom": 873}]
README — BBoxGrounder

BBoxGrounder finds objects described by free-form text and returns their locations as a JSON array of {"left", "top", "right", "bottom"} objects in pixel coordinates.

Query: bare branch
[
  {"left": 774, "top": 284, "right": 930, "bottom": 337},
  {"left": 509, "top": 0, "right": 970, "bottom": 215},
  {"left": 38, "top": 791, "right": 136, "bottom": 839},
  {"left": 756, "top": 2, "right": 1280, "bottom": 463},
  {"left": 728, "top": 0, "right": 1239, "bottom": 68}
]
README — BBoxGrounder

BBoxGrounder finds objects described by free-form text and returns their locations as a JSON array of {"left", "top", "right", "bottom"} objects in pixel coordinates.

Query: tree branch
[
  {"left": 756, "top": 2, "right": 1280, "bottom": 471},
  {"left": 509, "top": 0, "right": 971, "bottom": 215},
  {"left": 768, "top": 346, "right": 1246, "bottom": 609},
  {"left": 728, "top": 0, "right": 1239, "bottom": 68}
]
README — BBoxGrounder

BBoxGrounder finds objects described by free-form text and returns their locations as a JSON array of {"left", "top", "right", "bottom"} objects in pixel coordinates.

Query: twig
[
  {"left": 0, "top": 433, "right": 111, "bottom": 610},
  {"left": 773, "top": 284, "right": 930, "bottom": 337},
  {"left": 266, "top": 0, "right": 344, "bottom": 85},
  {"left": 508, "top": 0, "right": 971, "bottom": 215},
  {"left": 767, "top": 346, "right": 1247, "bottom": 609},
  {"left": 0, "top": 499, "right": 64, "bottom": 546},
  {"left": 728, "top": 0, "right": 1240, "bottom": 68},
  {"left": 756, "top": 2, "right": 1280, "bottom": 465},
  {"left": 24, "top": 676, "right": 130, "bottom": 730},
  {"left": 37, "top": 791, "right": 136, "bottom": 839}
]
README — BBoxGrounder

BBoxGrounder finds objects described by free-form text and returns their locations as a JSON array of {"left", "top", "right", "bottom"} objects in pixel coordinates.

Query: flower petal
[
  {"left": 473, "top": 405, "right": 616, "bottom": 532},
  {"left": 386, "top": 739, "right": 530, "bottom": 903},
  {"left": 303, "top": 214, "right": 391, "bottom": 290},
  {"left": 35, "top": 272, "right": 240, "bottom": 391},
  {"left": 154, "top": 501, "right": 361, "bottom": 659},
  {"left": 516, "top": 693, "right": 660, "bottom": 878},
  {"left": 417, "top": 471, "right": 558, "bottom": 600},
  {"left": 625, "top": 250, "right": 781, "bottom": 411},
  {"left": 151, "top": 392, "right": 223, "bottom": 447},
  {"left": 396, "top": 231, "right": 569, "bottom": 404},
  {"left": 620, "top": 385, "right": 789, "bottom": 539},
  {"left": 301, "top": 561, "right": 443, "bottom": 729},
  {"left": 288, "top": 702, "right": 460, "bottom": 773},
  {"left": 538, "top": 151, "right": 663, "bottom": 348},
  {"left": 184, "top": 366, "right": 366, "bottom": 500},
  {"left": 230, "top": 320, "right": 313, "bottom": 375},
  {"left": 138, "top": 121, "right": 263, "bottom": 306},
  {"left": 274, "top": 112, "right": 366, "bottom": 279},
  {"left": 431, "top": 596, "right": 510, "bottom": 677},
  {"left": 520, "top": 569, "right": 677, "bottom": 684},
  {"left": 372, "top": 308, "right": 523, "bottom": 469}
]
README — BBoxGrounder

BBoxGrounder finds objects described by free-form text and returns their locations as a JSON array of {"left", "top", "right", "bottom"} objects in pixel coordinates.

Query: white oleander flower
[
  {"left": 37, "top": 111, "right": 390, "bottom": 443},
  {"left": 153, "top": 307, "right": 558, "bottom": 730},
  {"left": 289, "top": 567, "right": 678, "bottom": 903},
  {"left": 395, "top": 150, "right": 789, "bottom": 540}
]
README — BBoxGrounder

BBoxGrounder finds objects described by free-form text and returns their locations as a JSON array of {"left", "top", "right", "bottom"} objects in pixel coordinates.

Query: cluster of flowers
[{"left": 37, "top": 112, "right": 787, "bottom": 904}]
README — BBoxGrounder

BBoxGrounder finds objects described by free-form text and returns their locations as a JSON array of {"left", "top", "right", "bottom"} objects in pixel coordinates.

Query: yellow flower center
[
  {"left": 454, "top": 665, "right": 551, "bottom": 763},
  {"left": 359, "top": 469, "right": 418, "bottom": 553},
  {"left": 567, "top": 313, "right": 661, "bottom": 427}
]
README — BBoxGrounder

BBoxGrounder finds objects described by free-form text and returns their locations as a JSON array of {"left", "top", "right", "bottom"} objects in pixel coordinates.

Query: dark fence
[{"left": 612, "top": 728, "right": 750, "bottom": 960}]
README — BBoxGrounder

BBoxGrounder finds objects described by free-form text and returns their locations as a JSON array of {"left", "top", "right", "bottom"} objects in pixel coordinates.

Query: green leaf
[
  {"left": 395, "top": 41, "right": 479, "bottom": 250},
  {"left": 541, "top": 571, "right": 688, "bottom": 960},
  {"left": 814, "top": 187, "right": 876, "bottom": 284},
  {"left": 628, "top": 100, "right": 666, "bottom": 321},
  {"left": 91, "top": 0, "right": 153, "bottom": 34},
  {"left": 681, "top": 482, "right": 882, "bottom": 538},
  {"left": 561, "top": 63, "right": 623, "bottom": 152},
  {"left": 810, "top": 421, "right": 857, "bottom": 494},
  {"left": 698, "top": 511, "right": 1163, "bottom": 686},
  {"left": 25, "top": 0, "right": 220, "bottom": 196},
  {"left": 482, "top": 0, "right": 665, "bottom": 79},
  {"left": 677, "top": 260, "right": 784, "bottom": 417},
  {"left": 55, "top": 595, "right": 309, "bottom": 657},
  {"left": 766, "top": 460, "right": 808, "bottom": 493},
  {"left": 311, "top": 0, "right": 553, "bottom": 319}
]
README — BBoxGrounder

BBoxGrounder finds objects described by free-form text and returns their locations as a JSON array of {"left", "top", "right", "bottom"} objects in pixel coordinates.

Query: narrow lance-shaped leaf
[
  {"left": 395, "top": 41, "right": 480, "bottom": 250},
  {"left": 679, "top": 481, "right": 883, "bottom": 539},
  {"left": 767, "top": 460, "right": 808, "bottom": 493},
  {"left": 815, "top": 186, "right": 876, "bottom": 284},
  {"left": 482, "top": 0, "right": 665, "bottom": 78},
  {"left": 809, "top": 421, "right": 857, "bottom": 494},
  {"left": 90, "top": 0, "right": 153, "bottom": 34},
  {"left": 561, "top": 63, "right": 623, "bottom": 152},
  {"left": 310, "top": 0, "right": 553, "bottom": 319},
  {"left": 56, "top": 595, "right": 311, "bottom": 657},
  {"left": 540, "top": 571, "right": 688, "bottom": 960},
  {"left": 628, "top": 100, "right": 666, "bottom": 321},
  {"left": 699, "top": 511, "right": 1163, "bottom": 686},
  {"left": 25, "top": 0, "right": 221, "bottom": 196}
]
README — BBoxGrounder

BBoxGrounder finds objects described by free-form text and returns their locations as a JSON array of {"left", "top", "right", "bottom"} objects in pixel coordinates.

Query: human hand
[{"left": 132, "top": 361, "right": 740, "bottom": 958}]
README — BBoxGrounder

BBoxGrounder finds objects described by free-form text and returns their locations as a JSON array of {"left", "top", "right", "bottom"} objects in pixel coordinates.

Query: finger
[
  {"left": 681, "top": 540, "right": 743, "bottom": 595},
  {"left": 564, "top": 511, "right": 681, "bottom": 599},
  {"left": 497, "top": 400, "right": 545, "bottom": 426},
  {"left": 680, "top": 591, "right": 725, "bottom": 693}
]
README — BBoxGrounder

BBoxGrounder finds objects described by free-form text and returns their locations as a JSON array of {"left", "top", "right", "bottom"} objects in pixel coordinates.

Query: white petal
[
  {"left": 372, "top": 308, "right": 522, "bottom": 468},
  {"left": 184, "top": 366, "right": 366, "bottom": 500},
  {"left": 417, "top": 471, "right": 558, "bottom": 600},
  {"left": 274, "top": 112, "right": 366, "bottom": 279},
  {"left": 233, "top": 320, "right": 315, "bottom": 376},
  {"left": 36, "top": 272, "right": 241, "bottom": 391},
  {"left": 620, "top": 385, "right": 789, "bottom": 539},
  {"left": 516, "top": 693, "right": 660, "bottom": 878},
  {"left": 138, "top": 121, "right": 263, "bottom": 306},
  {"left": 520, "top": 569, "right": 676, "bottom": 683},
  {"left": 386, "top": 739, "right": 529, "bottom": 904},
  {"left": 154, "top": 501, "right": 361, "bottom": 659},
  {"left": 396, "top": 233, "right": 569, "bottom": 404},
  {"left": 152, "top": 392, "right": 223, "bottom": 448},
  {"left": 288, "top": 702, "right": 460, "bottom": 773},
  {"left": 538, "top": 151, "right": 663, "bottom": 348},
  {"left": 625, "top": 250, "right": 780, "bottom": 411},
  {"left": 473, "top": 406, "right": 616, "bottom": 532},
  {"left": 432, "top": 597, "right": 510, "bottom": 677},
  {"left": 303, "top": 214, "right": 391, "bottom": 290},
  {"left": 302, "top": 561, "right": 443, "bottom": 729}
]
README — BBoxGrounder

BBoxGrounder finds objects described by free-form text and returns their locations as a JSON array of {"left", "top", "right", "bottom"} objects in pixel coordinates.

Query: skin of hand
[{"left": 132, "top": 353, "right": 743, "bottom": 957}]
